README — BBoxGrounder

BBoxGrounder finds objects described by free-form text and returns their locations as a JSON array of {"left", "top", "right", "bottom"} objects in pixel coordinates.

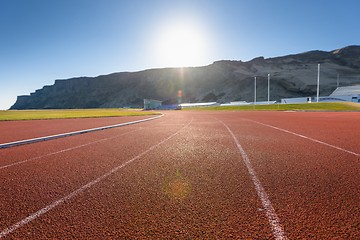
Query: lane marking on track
[
  {"left": 0, "top": 128, "right": 143, "bottom": 170},
  {"left": 0, "top": 114, "right": 163, "bottom": 149},
  {"left": 243, "top": 118, "right": 359, "bottom": 157},
  {"left": 0, "top": 119, "right": 192, "bottom": 238},
  {"left": 219, "top": 120, "right": 287, "bottom": 240}
]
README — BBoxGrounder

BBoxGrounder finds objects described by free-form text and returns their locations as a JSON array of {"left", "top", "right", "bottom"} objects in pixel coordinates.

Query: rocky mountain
[{"left": 11, "top": 45, "right": 360, "bottom": 109}]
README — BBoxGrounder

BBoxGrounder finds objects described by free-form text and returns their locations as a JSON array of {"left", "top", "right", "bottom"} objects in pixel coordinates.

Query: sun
[{"left": 153, "top": 21, "right": 211, "bottom": 68}]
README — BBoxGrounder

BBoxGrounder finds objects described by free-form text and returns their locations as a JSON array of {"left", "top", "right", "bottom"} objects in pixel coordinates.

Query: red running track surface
[{"left": 0, "top": 111, "right": 359, "bottom": 239}]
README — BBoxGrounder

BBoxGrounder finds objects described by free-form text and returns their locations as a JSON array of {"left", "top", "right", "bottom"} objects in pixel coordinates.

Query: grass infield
[
  {"left": 184, "top": 102, "right": 360, "bottom": 111},
  {"left": 0, "top": 109, "right": 160, "bottom": 121}
]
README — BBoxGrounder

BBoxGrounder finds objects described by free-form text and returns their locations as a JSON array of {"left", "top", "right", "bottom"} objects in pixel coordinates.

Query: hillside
[{"left": 11, "top": 45, "right": 360, "bottom": 109}]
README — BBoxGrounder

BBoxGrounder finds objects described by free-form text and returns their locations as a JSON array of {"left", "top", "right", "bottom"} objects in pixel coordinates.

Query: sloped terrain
[{"left": 11, "top": 45, "right": 360, "bottom": 109}]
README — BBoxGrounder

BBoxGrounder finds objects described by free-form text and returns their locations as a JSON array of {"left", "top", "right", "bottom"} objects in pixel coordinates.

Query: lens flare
[{"left": 163, "top": 169, "right": 192, "bottom": 200}]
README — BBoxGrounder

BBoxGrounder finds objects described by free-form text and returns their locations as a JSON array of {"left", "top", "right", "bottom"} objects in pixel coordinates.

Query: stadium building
[
  {"left": 281, "top": 85, "right": 360, "bottom": 104},
  {"left": 144, "top": 99, "right": 162, "bottom": 110}
]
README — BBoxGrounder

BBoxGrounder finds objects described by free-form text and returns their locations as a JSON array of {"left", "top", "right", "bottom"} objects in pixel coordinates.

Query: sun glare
[{"left": 153, "top": 21, "right": 211, "bottom": 68}]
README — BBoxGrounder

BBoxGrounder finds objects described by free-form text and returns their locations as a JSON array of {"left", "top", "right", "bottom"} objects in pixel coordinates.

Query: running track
[{"left": 0, "top": 111, "right": 359, "bottom": 239}]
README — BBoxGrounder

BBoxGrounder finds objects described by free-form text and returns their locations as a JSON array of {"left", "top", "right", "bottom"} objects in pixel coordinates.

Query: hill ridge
[{"left": 11, "top": 45, "right": 360, "bottom": 109}]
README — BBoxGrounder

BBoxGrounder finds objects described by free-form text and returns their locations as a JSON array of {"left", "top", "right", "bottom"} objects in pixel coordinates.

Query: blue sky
[{"left": 1, "top": 0, "right": 359, "bottom": 109}]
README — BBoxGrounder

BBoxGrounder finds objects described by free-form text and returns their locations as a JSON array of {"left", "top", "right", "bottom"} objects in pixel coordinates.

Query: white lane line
[
  {"left": 0, "top": 119, "right": 192, "bottom": 238},
  {"left": 0, "top": 128, "right": 143, "bottom": 170},
  {"left": 219, "top": 120, "right": 287, "bottom": 240},
  {"left": 0, "top": 114, "right": 163, "bottom": 149},
  {"left": 243, "top": 118, "right": 359, "bottom": 157}
]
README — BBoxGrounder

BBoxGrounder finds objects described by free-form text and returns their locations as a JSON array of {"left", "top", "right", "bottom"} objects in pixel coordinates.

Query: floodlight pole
[
  {"left": 316, "top": 64, "right": 320, "bottom": 102},
  {"left": 267, "top": 73, "right": 270, "bottom": 104},
  {"left": 254, "top": 76, "right": 257, "bottom": 105}
]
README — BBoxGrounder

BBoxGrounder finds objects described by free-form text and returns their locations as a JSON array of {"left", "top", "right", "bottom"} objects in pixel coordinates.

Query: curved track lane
[{"left": 0, "top": 115, "right": 155, "bottom": 144}]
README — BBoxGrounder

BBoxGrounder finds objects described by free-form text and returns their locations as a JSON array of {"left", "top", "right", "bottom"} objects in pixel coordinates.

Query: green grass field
[
  {"left": 185, "top": 102, "right": 360, "bottom": 111},
  {"left": 1, "top": 103, "right": 358, "bottom": 121},
  {"left": 0, "top": 109, "right": 160, "bottom": 121}
]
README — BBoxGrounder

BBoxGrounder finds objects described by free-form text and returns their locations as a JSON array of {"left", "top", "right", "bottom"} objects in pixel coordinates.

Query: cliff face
[{"left": 11, "top": 45, "right": 360, "bottom": 109}]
